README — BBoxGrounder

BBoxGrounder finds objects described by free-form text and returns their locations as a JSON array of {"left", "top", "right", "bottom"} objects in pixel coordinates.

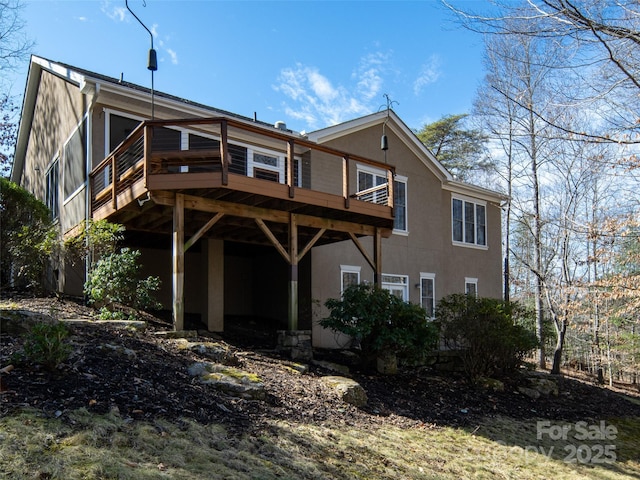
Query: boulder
[
  {"left": 529, "top": 376, "right": 559, "bottom": 396},
  {"left": 518, "top": 386, "right": 541, "bottom": 400},
  {"left": 188, "top": 362, "right": 265, "bottom": 400},
  {"left": 478, "top": 377, "right": 505, "bottom": 392},
  {"left": 312, "top": 360, "right": 350, "bottom": 375},
  {"left": 0, "top": 310, "right": 53, "bottom": 334},
  {"left": 173, "top": 339, "right": 239, "bottom": 366},
  {"left": 321, "top": 375, "right": 368, "bottom": 407},
  {"left": 152, "top": 330, "right": 198, "bottom": 340}
]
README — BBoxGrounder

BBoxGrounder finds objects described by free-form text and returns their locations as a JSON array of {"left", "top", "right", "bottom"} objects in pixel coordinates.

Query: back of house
[{"left": 11, "top": 56, "right": 504, "bottom": 349}]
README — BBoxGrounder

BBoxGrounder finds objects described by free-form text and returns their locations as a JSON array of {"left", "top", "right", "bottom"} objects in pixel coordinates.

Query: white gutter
[{"left": 80, "top": 78, "right": 100, "bottom": 285}]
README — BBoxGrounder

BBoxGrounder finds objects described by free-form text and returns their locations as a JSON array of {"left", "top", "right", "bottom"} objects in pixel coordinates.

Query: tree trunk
[{"left": 551, "top": 319, "right": 567, "bottom": 375}]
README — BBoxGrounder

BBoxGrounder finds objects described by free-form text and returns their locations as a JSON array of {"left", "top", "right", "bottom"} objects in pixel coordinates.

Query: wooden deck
[{"left": 89, "top": 117, "right": 396, "bottom": 247}]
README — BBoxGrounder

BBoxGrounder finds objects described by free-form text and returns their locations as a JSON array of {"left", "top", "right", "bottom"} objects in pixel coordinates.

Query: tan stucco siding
[
  {"left": 311, "top": 122, "right": 503, "bottom": 348},
  {"left": 22, "top": 70, "right": 85, "bottom": 204}
]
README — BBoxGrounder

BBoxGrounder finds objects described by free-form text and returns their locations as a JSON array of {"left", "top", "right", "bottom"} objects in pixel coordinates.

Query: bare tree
[
  {"left": 473, "top": 19, "right": 571, "bottom": 368},
  {"left": 0, "top": 0, "right": 33, "bottom": 177},
  {"left": 444, "top": 0, "right": 640, "bottom": 150}
]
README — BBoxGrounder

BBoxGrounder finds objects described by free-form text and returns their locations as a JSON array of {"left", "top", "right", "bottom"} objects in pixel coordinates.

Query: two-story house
[{"left": 11, "top": 56, "right": 504, "bottom": 349}]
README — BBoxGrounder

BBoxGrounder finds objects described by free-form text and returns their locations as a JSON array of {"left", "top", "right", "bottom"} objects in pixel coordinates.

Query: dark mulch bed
[{"left": 2, "top": 295, "right": 640, "bottom": 435}]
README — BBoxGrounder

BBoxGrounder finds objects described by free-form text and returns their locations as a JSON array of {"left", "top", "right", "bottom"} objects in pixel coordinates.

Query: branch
[{"left": 490, "top": 84, "right": 640, "bottom": 144}]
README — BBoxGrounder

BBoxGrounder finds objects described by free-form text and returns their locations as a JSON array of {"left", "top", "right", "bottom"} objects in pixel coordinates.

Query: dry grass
[{"left": 1, "top": 408, "right": 638, "bottom": 479}]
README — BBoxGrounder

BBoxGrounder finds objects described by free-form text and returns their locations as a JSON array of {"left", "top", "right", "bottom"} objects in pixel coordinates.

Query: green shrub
[
  {"left": 64, "top": 219, "right": 125, "bottom": 265},
  {"left": 84, "top": 248, "right": 161, "bottom": 317},
  {"left": 0, "top": 177, "right": 57, "bottom": 291},
  {"left": 22, "top": 322, "right": 72, "bottom": 370},
  {"left": 435, "top": 294, "right": 539, "bottom": 381},
  {"left": 319, "top": 284, "right": 439, "bottom": 368}
]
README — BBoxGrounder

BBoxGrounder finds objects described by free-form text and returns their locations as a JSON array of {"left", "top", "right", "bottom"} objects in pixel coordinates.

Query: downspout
[{"left": 81, "top": 79, "right": 100, "bottom": 298}]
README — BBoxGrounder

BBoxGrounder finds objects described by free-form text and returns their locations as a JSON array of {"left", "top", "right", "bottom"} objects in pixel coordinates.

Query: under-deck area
[{"left": 89, "top": 117, "right": 396, "bottom": 332}]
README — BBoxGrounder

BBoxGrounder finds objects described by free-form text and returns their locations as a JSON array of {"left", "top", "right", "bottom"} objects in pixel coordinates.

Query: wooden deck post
[
  {"left": 287, "top": 139, "right": 295, "bottom": 198},
  {"left": 343, "top": 155, "right": 350, "bottom": 209},
  {"left": 173, "top": 193, "right": 185, "bottom": 331},
  {"left": 288, "top": 213, "right": 299, "bottom": 331},
  {"left": 374, "top": 227, "right": 382, "bottom": 288},
  {"left": 205, "top": 239, "right": 224, "bottom": 332}
]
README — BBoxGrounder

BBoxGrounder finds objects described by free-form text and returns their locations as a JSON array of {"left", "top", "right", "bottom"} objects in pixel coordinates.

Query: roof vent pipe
[{"left": 275, "top": 120, "right": 287, "bottom": 131}]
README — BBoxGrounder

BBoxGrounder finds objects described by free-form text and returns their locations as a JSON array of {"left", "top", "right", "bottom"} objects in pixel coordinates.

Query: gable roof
[
  {"left": 307, "top": 110, "right": 506, "bottom": 204},
  {"left": 11, "top": 55, "right": 297, "bottom": 182},
  {"left": 11, "top": 56, "right": 506, "bottom": 204}
]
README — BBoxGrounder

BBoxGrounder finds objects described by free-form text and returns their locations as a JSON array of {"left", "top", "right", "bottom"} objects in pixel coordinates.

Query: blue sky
[{"left": 8, "top": 0, "right": 486, "bottom": 133}]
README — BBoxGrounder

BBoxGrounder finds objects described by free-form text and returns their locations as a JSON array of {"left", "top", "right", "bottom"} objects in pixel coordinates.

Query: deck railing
[{"left": 90, "top": 117, "right": 395, "bottom": 216}]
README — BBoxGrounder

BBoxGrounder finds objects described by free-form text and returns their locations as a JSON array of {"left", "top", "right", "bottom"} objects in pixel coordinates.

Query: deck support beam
[
  {"left": 204, "top": 239, "right": 224, "bottom": 332},
  {"left": 172, "top": 193, "right": 185, "bottom": 331},
  {"left": 288, "top": 214, "right": 299, "bottom": 331},
  {"left": 349, "top": 228, "right": 383, "bottom": 287}
]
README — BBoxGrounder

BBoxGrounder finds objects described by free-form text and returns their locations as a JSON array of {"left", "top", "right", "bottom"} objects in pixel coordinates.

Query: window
[
  {"left": 452, "top": 196, "right": 487, "bottom": 247},
  {"left": 357, "top": 166, "right": 388, "bottom": 205},
  {"left": 63, "top": 119, "right": 86, "bottom": 200},
  {"left": 46, "top": 158, "right": 60, "bottom": 220},
  {"left": 393, "top": 176, "right": 407, "bottom": 232},
  {"left": 341, "top": 265, "right": 361, "bottom": 293},
  {"left": 465, "top": 277, "right": 478, "bottom": 297},
  {"left": 420, "top": 273, "right": 436, "bottom": 318},
  {"left": 247, "top": 148, "right": 301, "bottom": 186},
  {"left": 108, "top": 113, "right": 142, "bottom": 153},
  {"left": 382, "top": 274, "right": 408, "bottom": 301}
]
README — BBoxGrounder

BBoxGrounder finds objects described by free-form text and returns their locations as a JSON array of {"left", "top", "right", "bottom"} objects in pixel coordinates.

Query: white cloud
[
  {"left": 413, "top": 55, "right": 442, "bottom": 95},
  {"left": 101, "top": 1, "right": 127, "bottom": 22},
  {"left": 275, "top": 52, "right": 392, "bottom": 130},
  {"left": 354, "top": 51, "right": 389, "bottom": 101},
  {"left": 166, "top": 48, "right": 178, "bottom": 65}
]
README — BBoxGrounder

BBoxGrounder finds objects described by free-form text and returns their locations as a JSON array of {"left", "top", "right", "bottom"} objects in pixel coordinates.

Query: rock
[
  {"left": 188, "top": 362, "right": 265, "bottom": 400},
  {"left": 376, "top": 353, "right": 398, "bottom": 375},
  {"left": 0, "top": 310, "right": 54, "bottom": 334},
  {"left": 152, "top": 330, "right": 198, "bottom": 339},
  {"left": 280, "top": 361, "right": 309, "bottom": 374},
  {"left": 478, "top": 377, "right": 505, "bottom": 392},
  {"left": 529, "top": 377, "right": 559, "bottom": 396},
  {"left": 101, "top": 343, "right": 137, "bottom": 360},
  {"left": 172, "top": 339, "right": 239, "bottom": 366},
  {"left": 518, "top": 386, "right": 541, "bottom": 400},
  {"left": 321, "top": 375, "right": 368, "bottom": 407},
  {"left": 312, "top": 360, "right": 350, "bottom": 375}
]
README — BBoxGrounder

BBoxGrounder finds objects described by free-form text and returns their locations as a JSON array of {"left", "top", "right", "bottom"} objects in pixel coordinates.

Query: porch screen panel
[
  {"left": 109, "top": 114, "right": 141, "bottom": 152},
  {"left": 63, "top": 120, "right": 86, "bottom": 199}
]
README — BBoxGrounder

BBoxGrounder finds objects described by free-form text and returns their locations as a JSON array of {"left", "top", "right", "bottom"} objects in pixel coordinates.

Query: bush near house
[
  {"left": 435, "top": 294, "right": 538, "bottom": 381},
  {"left": 320, "top": 283, "right": 439, "bottom": 369},
  {"left": 84, "top": 247, "right": 161, "bottom": 320},
  {"left": 0, "top": 177, "right": 57, "bottom": 292}
]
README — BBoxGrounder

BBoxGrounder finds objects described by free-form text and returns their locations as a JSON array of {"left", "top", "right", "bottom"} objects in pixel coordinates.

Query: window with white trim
[
  {"left": 357, "top": 165, "right": 388, "bottom": 205},
  {"left": 465, "top": 277, "right": 478, "bottom": 297},
  {"left": 382, "top": 274, "right": 409, "bottom": 301},
  {"left": 420, "top": 273, "right": 436, "bottom": 318},
  {"left": 46, "top": 157, "right": 60, "bottom": 220},
  {"left": 106, "top": 111, "right": 144, "bottom": 155},
  {"left": 452, "top": 196, "right": 486, "bottom": 247},
  {"left": 340, "top": 265, "right": 361, "bottom": 293}
]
